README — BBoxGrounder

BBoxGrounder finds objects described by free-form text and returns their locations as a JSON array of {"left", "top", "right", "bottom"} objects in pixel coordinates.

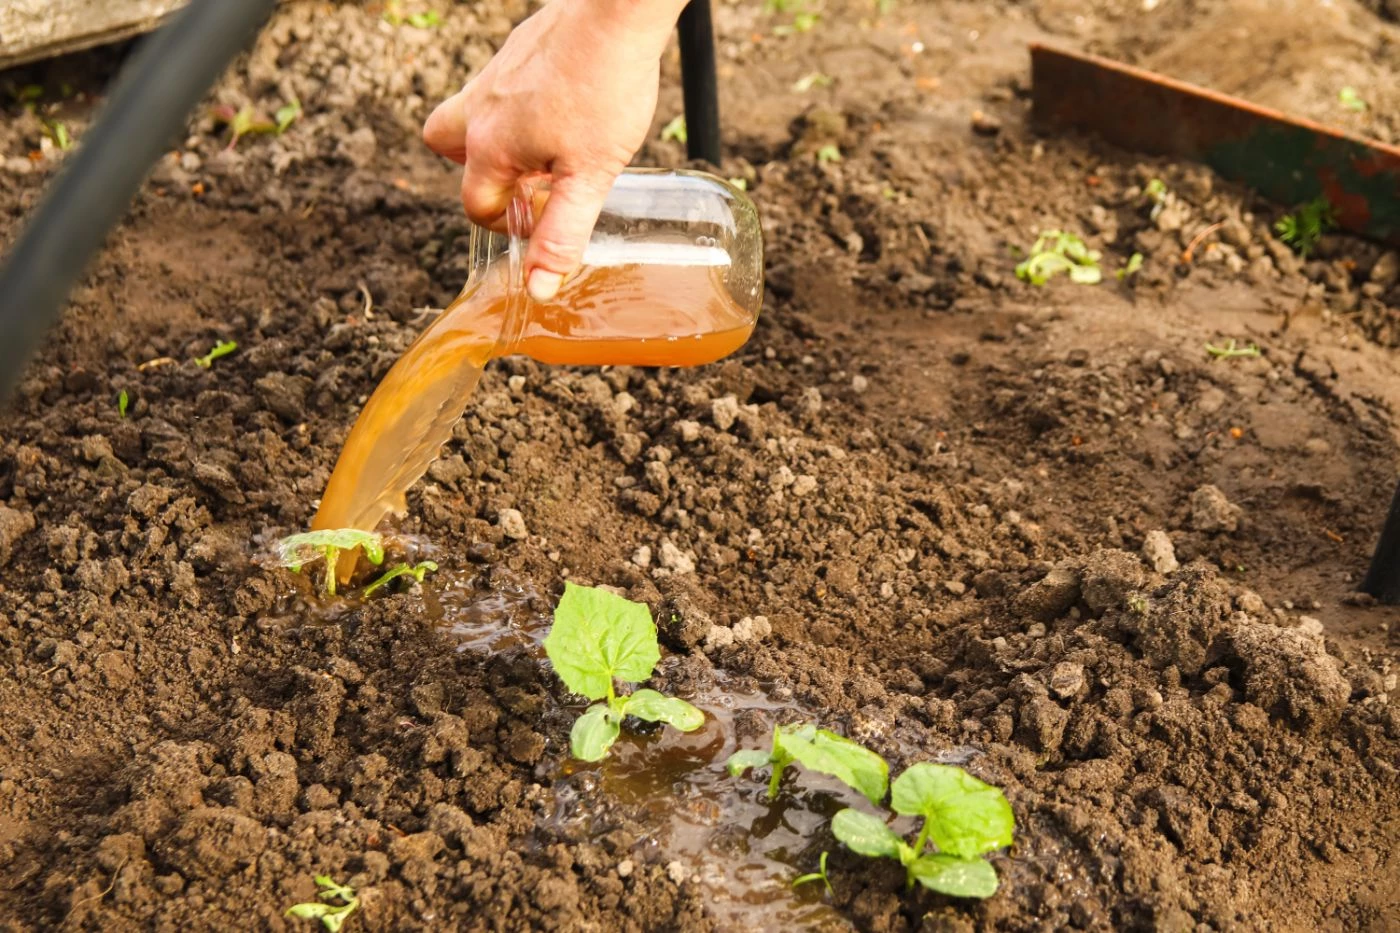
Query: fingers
[
  {"left": 422, "top": 86, "right": 470, "bottom": 164},
  {"left": 460, "top": 144, "right": 519, "bottom": 230},
  {"left": 522, "top": 171, "right": 614, "bottom": 302}
]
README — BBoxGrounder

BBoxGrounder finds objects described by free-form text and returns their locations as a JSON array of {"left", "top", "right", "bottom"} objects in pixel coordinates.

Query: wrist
[{"left": 578, "top": 0, "right": 690, "bottom": 53}]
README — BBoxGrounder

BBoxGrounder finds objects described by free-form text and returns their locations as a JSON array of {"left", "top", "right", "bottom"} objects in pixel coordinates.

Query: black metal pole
[
  {"left": 1361, "top": 476, "right": 1400, "bottom": 603},
  {"left": 677, "top": 0, "right": 722, "bottom": 165},
  {"left": 0, "top": 0, "right": 277, "bottom": 402}
]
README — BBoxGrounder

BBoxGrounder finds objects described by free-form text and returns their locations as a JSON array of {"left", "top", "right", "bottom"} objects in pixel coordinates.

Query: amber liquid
[{"left": 312, "top": 257, "right": 754, "bottom": 549}]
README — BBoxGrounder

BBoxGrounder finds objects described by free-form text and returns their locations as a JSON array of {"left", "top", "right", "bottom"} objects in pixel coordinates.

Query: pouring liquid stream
[{"left": 312, "top": 242, "right": 754, "bottom": 561}]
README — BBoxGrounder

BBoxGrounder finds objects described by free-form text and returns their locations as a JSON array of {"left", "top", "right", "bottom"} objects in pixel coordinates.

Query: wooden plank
[{"left": 0, "top": 0, "right": 187, "bottom": 70}]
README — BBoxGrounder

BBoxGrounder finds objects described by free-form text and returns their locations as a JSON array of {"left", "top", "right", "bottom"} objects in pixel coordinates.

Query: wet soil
[{"left": 1, "top": 1, "right": 1398, "bottom": 931}]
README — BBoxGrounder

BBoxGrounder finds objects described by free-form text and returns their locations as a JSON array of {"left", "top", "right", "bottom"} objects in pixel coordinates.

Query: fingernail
[{"left": 528, "top": 270, "right": 563, "bottom": 302}]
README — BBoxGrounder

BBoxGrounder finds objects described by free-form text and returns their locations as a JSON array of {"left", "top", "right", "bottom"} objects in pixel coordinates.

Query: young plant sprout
[
  {"left": 792, "top": 71, "right": 833, "bottom": 93},
  {"left": 1339, "top": 86, "right": 1367, "bottom": 113},
  {"left": 194, "top": 340, "right": 238, "bottom": 368},
  {"left": 362, "top": 560, "right": 438, "bottom": 597},
  {"left": 117, "top": 390, "right": 129, "bottom": 418},
  {"left": 543, "top": 583, "right": 705, "bottom": 761},
  {"left": 1275, "top": 196, "right": 1336, "bottom": 258},
  {"left": 275, "top": 97, "right": 303, "bottom": 134},
  {"left": 661, "top": 114, "right": 688, "bottom": 145},
  {"left": 276, "top": 529, "right": 385, "bottom": 597},
  {"left": 792, "top": 850, "right": 833, "bottom": 894},
  {"left": 816, "top": 144, "right": 842, "bottom": 164},
  {"left": 725, "top": 723, "right": 889, "bottom": 804},
  {"left": 1015, "top": 230, "right": 1102, "bottom": 285},
  {"left": 831, "top": 763, "right": 1014, "bottom": 899},
  {"left": 1205, "top": 338, "right": 1261, "bottom": 361},
  {"left": 1116, "top": 252, "right": 1144, "bottom": 281},
  {"left": 285, "top": 875, "right": 359, "bottom": 932}
]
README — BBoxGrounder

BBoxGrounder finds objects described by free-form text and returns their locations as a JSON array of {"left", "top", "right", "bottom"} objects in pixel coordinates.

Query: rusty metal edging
[{"left": 1030, "top": 44, "right": 1400, "bottom": 247}]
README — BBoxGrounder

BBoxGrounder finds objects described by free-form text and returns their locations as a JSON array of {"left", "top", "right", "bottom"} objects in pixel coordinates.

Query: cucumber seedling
[
  {"left": 362, "top": 560, "right": 438, "bottom": 597},
  {"left": 285, "top": 875, "right": 359, "bottom": 932},
  {"left": 832, "top": 763, "right": 1014, "bottom": 899},
  {"left": 792, "top": 850, "right": 833, "bottom": 894},
  {"left": 543, "top": 583, "right": 705, "bottom": 761},
  {"left": 275, "top": 529, "right": 385, "bottom": 597},
  {"left": 1275, "top": 196, "right": 1336, "bottom": 258},
  {"left": 726, "top": 723, "right": 888, "bottom": 804},
  {"left": 1015, "top": 230, "right": 1102, "bottom": 286},
  {"left": 194, "top": 340, "right": 238, "bottom": 368}
]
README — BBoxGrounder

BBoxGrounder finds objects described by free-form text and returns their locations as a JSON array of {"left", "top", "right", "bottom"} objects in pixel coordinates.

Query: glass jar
[{"left": 460, "top": 167, "right": 763, "bottom": 368}]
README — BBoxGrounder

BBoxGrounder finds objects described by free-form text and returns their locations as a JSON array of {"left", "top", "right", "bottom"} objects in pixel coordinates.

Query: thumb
[
  {"left": 523, "top": 171, "right": 614, "bottom": 302},
  {"left": 423, "top": 87, "right": 469, "bottom": 164}
]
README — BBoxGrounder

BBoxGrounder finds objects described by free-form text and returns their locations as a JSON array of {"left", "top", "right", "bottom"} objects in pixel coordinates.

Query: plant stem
[
  {"left": 322, "top": 546, "right": 338, "bottom": 597},
  {"left": 767, "top": 761, "right": 785, "bottom": 799},
  {"left": 912, "top": 817, "right": 933, "bottom": 859}
]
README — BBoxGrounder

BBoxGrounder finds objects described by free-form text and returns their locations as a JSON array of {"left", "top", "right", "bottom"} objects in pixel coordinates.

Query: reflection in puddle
[{"left": 427, "top": 569, "right": 550, "bottom": 656}]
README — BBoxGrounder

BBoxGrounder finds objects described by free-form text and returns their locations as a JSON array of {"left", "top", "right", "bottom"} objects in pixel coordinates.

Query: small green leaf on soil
[
  {"left": 907, "top": 853, "right": 999, "bottom": 898},
  {"left": 776, "top": 724, "right": 889, "bottom": 804},
  {"left": 725, "top": 748, "right": 772, "bottom": 777},
  {"left": 571, "top": 704, "right": 621, "bottom": 762},
  {"left": 832, "top": 808, "right": 907, "bottom": 860},
  {"left": 545, "top": 583, "right": 660, "bottom": 701},
  {"left": 623, "top": 688, "right": 704, "bottom": 731},
  {"left": 891, "top": 763, "right": 1015, "bottom": 859}
]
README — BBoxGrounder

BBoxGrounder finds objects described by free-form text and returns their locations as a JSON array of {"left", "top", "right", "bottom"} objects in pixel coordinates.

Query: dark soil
[{"left": 2, "top": 1, "right": 1398, "bottom": 931}]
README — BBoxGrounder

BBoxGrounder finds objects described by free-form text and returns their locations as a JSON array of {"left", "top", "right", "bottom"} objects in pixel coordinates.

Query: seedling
[
  {"left": 792, "top": 71, "right": 833, "bottom": 93},
  {"left": 1015, "top": 230, "right": 1102, "bottom": 285},
  {"left": 543, "top": 583, "right": 705, "bottom": 761},
  {"left": 661, "top": 115, "right": 687, "bottom": 145},
  {"left": 276, "top": 97, "right": 303, "bottom": 134},
  {"left": 362, "top": 560, "right": 438, "bottom": 597},
  {"left": 774, "top": 11, "right": 820, "bottom": 34},
  {"left": 725, "top": 723, "right": 888, "bottom": 804},
  {"left": 276, "top": 529, "right": 385, "bottom": 597},
  {"left": 1144, "top": 178, "right": 1167, "bottom": 220},
  {"left": 831, "top": 763, "right": 1014, "bottom": 899},
  {"left": 728, "top": 177, "right": 749, "bottom": 191},
  {"left": 1339, "top": 87, "right": 1367, "bottom": 113},
  {"left": 816, "top": 144, "right": 842, "bottom": 164},
  {"left": 194, "top": 340, "right": 238, "bottom": 368},
  {"left": 792, "top": 850, "right": 833, "bottom": 894},
  {"left": 117, "top": 390, "right": 129, "bottom": 418},
  {"left": 1205, "top": 338, "right": 1261, "bottom": 361},
  {"left": 42, "top": 120, "right": 72, "bottom": 151},
  {"left": 1116, "top": 252, "right": 1144, "bottom": 281},
  {"left": 1275, "top": 196, "right": 1336, "bottom": 258},
  {"left": 382, "top": 1, "right": 442, "bottom": 27},
  {"left": 286, "top": 875, "right": 359, "bottom": 932}
]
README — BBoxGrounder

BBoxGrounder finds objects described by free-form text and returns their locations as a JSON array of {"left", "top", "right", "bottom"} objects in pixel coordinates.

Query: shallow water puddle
[{"left": 428, "top": 579, "right": 859, "bottom": 928}]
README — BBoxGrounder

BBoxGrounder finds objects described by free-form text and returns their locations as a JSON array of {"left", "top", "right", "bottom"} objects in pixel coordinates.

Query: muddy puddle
[{"left": 421, "top": 573, "right": 860, "bottom": 930}]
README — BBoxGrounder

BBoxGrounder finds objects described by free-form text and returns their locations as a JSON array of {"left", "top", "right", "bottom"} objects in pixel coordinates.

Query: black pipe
[
  {"left": 677, "top": 0, "right": 722, "bottom": 165},
  {"left": 0, "top": 0, "right": 277, "bottom": 402},
  {"left": 1362, "top": 477, "right": 1400, "bottom": 603}
]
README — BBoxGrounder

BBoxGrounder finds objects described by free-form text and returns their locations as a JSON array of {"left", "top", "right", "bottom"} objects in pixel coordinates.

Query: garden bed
[{"left": 0, "top": 0, "right": 1397, "bottom": 930}]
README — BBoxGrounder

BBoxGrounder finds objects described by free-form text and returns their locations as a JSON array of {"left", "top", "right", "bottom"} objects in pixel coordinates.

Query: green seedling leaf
[
  {"left": 792, "top": 850, "right": 833, "bottom": 893},
  {"left": 286, "top": 875, "right": 359, "bottom": 931},
  {"left": 1145, "top": 178, "right": 1168, "bottom": 202},
  {"left": 661, "top": 114, "right": 688, "bottom": 145},
  {"left": 816, "top": 144, "right": 842, "bottom": 164},
  {"left": 623, "top": 688, "right": 705, "bottom": 731},
  {"left": 194, "top": 340, "right": 238, "bottom": 368},
  {"left": 1339, "top": 86, "right": 1367, "bottom": 113},
  {"left": 792, "top": 71, "right": 833, "bottom": 93},
  {"left": 16, "top": 84, "right": 43, "bottom": 103},
  {"left": 544, "top": 582, "right": 660, "bottom": 701},
  {"left": 778, "top": 724, "right": 889, "bottom": 804},
  {"left": 725, "top": 748, "right": 772, "bottom": 777},
  {"left": 891, "top": 763, "right": 1014, "bottom": 859},
  {"left": 571, "top": 703, "right": 622, "bottom": 762},
  {"left": 276, "top": 529, "right": 385, "bottom": 597},
  {"left": 117, "top": 390, "right": 129, "bottom": 418},
  {"left": 1116, "top": 252, "right": 1144, "bottom": 281},
  {"left": 1275, "top": 196, "right": 1336, "bottom": 258},
  {"left": 362, "top": 560, "right": 438, "bottom": 597},
  {"left": 1016, "top": 230, "right": 1101, "bottom": 286},
  {"left": 832, "top": 808, "right": 908, "bottom": 860},
  {"left": 907, "top": 854, "right": 999, "bottom": 899},
  {"left": 1204, "top": 339, "right": 1261, "bottom": 361},
  {"left": 407, "top": 10, "right": 442, "bottom": 27},
  {"left": 728, "top": 177, "right": 749, "bottom": 191},
  {"left": 276, "top": 97, "right": 303, "bottom": 134},
  {"left": 43, "top": 120, "right": 72, "bottom": 151}
]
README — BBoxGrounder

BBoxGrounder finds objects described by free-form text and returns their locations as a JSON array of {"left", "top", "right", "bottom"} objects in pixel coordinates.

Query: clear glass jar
[{"left": 460, "top": 167, "right": 763, "bottom": 367}]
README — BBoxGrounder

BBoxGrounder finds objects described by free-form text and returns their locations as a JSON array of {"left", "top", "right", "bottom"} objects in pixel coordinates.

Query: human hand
[{"left": 423, "top": 0, "right": 688, "bottom": 301}]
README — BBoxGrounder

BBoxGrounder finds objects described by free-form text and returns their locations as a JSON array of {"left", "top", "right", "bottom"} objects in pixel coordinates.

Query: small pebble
[
  {"left": 791, "top": 475, "right": 818, "bottom": 496},
  {"left": 711, "top": 396, "right": 740, "bottom": 431},
  {"left": 1048, "top": 661, "right": 1086, "bottom": 699},
  {"left": 508, "top": 375, "right": 526, "bottom": 392},
  {"left": 497, "top": 508, "right": 528, "bottom": 541},
  {"left": 944, "top": 580, "right": 967, "bottom": 596},
  {"left": 618, "top": 859, "right": 634, "bottom": 878},
  {"left": 676, "top": 420, "right": 701, "bottom": 443},
  {"left": 631, "top": 545, "right": 652, "bottom": 569},
  {"left": 1141, "top": 530, "right": 1179, "bottom": 574},
  {"left": 658, "top": 541, "right": 695, "bottom": 574},
  {"left": 852, "top": 375, "right": 869, "bottom": 393},
  {"left": 970, "top": 109, "right": 1002, "bottom": 136}
]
